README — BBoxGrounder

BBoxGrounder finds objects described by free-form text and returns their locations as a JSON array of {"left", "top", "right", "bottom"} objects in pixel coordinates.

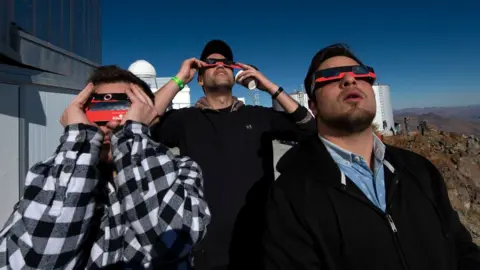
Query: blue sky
[{"left": 101, "top": 1, "right": 480, "bottom": 109}]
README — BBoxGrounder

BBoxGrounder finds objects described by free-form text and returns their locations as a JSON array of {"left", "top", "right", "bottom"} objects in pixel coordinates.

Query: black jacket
[
  {"left": 263, "top": 135, "right": 480, "bottom": 270},
  {"left": 152, "top": 103, "right": 316, "bottom": 269}
]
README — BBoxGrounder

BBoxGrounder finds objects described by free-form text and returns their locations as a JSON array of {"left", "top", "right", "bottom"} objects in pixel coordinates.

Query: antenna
[
  {"left": 254, "top": 89, "right": 260, "bottom": 105},
  {"left": 247, "top": 89, "right": 261, "bottom": 105}
]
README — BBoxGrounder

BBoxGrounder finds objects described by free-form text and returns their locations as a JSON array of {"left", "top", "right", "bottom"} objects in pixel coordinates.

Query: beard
[{"left": 319, "top": 106, "right": 375, "bottom": 134}]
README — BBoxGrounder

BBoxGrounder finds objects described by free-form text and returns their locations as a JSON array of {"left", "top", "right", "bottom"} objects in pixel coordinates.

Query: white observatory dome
[{"left": 128, "top": 60, "right": 156, "bottom": 77}]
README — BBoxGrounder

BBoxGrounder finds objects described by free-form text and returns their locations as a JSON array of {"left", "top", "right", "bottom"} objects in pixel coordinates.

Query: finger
[
  {"left": 131, "top": 83, "right": 153, "bottom": 106},
  {"left": 125, "top": 87, "right": 141, "bottom": 104},
  {"left": 73, "top": 82, "right": 95, "bottom": 105},
  {"left": 193, "top": 59, "right": 206, "bottom": 69},
  {"left": 130, "top": 84, "right": 148, "bottom": 104},
  {"left": 236, "top": 63, "right": 253, "bottom": 70}
]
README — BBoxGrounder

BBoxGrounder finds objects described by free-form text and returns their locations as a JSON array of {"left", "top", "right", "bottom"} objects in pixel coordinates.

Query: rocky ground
[{"left": 383, "top": 131, "right": 480, "bottom": 245}]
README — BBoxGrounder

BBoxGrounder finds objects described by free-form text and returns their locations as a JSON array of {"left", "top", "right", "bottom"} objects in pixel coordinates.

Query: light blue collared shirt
[{"left": 320, "top": 135, "right": 387, "bottom": 212}]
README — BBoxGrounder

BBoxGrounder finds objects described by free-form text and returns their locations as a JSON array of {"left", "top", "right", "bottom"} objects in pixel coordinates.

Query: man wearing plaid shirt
[{"left": 0, "top": 66, "right": 211, "bottom": 269}]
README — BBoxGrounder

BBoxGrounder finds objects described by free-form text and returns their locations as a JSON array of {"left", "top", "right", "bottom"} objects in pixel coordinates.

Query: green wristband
[{"left": 172, "top": 76, "right": 185, "bottom": 90}]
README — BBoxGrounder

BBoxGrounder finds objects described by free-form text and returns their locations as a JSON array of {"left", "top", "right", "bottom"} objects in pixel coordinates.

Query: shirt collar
[{"left": 319, "top": 134, "right": 386, "bottom": 164}]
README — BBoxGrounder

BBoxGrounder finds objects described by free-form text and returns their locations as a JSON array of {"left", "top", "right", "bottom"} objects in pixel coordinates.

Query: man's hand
[
  {"left": 236, "top": 63, "right": 279, "bottom": 93},
  {"left": 60, "top": 83, "right": 96, "bottom": 127},
  {"left": 123, "top": 84, "right": 158, "bottom": 126},
  {"left": 175, "top": 58, "right": 206, "bottom": 84}
]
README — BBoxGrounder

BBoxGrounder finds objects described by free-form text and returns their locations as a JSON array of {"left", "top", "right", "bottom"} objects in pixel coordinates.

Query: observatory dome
[{"left": 128, "top": 60, "right": 156, "bottom": 77}]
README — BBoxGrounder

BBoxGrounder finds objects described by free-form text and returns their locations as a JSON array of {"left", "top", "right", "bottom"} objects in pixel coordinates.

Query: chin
[{"left": 210, "top": 82, "right": 234, "bottom": 90}]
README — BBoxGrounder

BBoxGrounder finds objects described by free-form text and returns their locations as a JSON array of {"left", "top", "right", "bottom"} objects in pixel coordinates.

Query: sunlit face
[
  {"left": 92, "top": 82, "right": 129, "bottom": 163},
  {"left": 198, "top": 53, "right": 235, "bottom": 91},
  {"left": 308, "top": 56, "right": 376, "bottom": 134}
]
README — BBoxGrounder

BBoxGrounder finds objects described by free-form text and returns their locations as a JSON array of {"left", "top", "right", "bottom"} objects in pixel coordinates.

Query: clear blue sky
[{"left": 101, "top": 1, "right": 480, "bottom": 109}]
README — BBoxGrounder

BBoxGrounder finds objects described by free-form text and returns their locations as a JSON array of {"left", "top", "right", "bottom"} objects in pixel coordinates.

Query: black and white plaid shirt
[{"left": 0, "top": 120, "right": 211, "bottom": 269}]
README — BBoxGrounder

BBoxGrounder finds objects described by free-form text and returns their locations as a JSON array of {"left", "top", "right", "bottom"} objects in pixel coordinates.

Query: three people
[
  {"left": 1, "top": 41, "right": 478, "bottom": 270},
  {"left": 262, "top": 43, "right": 480, "bottom": 269},
  {"left": 0, "top": 66, "right": 210, "bottom": 269}
]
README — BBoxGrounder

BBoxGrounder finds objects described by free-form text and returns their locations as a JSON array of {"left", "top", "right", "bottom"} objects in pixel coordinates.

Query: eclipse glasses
[
  {"left": 203, "top": 58, "right": 243, "bottom": 70},
  {"left": 311, "top": 65, "right": 376, "bottom": 94},
  {"left": 85, "top": 93, "right": 131, "bottom": 124}
]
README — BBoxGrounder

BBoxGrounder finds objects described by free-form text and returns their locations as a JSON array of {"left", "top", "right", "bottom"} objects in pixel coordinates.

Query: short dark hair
[
  {"left": 88, "top": 65, "right": 154, "bottom": 101},
  {"left": 304, "top": 43, "right": 363, "bottom": 99}
]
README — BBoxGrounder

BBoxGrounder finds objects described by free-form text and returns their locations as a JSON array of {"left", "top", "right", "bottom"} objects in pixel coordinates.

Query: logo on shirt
[{"left": 245, "top": 124, "right": 252, "bottom": 129}]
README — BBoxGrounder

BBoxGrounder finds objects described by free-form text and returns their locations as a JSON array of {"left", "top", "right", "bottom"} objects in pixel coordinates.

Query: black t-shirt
[{"left": 151, "top": 104, "right": 316, "bottom": 269}]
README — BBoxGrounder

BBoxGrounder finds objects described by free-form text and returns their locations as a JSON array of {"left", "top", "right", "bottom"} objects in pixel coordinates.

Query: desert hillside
[{"left": 384, "top": 131, "right": 480, "bottom": 245}]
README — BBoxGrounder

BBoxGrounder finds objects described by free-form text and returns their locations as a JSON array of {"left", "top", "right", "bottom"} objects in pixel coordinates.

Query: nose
[
  {"left": 215, "top": 63, "right": 227, "bottom": 70},
  {"left": 106, "top": 120, "right": 121, "bottom": 130},
  {"left": 339, "top": 73, "right": 357, "bottom": 88},
  {"left": 99, "top": 120, "right": 121, "bottom": 134}
]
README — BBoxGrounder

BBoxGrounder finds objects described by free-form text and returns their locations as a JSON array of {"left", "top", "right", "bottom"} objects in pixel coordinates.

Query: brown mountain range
[{"left": 394, "top": 105, "right": 480, "bottom": 136}]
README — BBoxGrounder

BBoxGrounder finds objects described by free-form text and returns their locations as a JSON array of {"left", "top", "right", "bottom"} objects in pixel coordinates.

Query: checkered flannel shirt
[{"left": 0, "top": 120, "right": 211, "bottom": 269}]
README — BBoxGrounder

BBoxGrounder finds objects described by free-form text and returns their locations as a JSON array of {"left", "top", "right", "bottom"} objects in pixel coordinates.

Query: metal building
[
  {"left": 0, "top": 0, "right": 101, "bottom": 225},
  {"left": 372, "top": 84, "right": 395, "bottom": 134}
]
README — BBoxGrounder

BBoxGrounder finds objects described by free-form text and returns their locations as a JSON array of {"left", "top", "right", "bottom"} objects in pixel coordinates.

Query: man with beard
[
  {"left": 262, "top": 44, "right": 480, "bottom": 270},
  {"left": 152, "top": 40, "right": 316, "bottom": 269}
]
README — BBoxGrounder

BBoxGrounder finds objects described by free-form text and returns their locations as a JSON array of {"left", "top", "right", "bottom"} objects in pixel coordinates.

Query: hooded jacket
[{"left": 263, "top": 135, "right": 480, "bottom": 270}]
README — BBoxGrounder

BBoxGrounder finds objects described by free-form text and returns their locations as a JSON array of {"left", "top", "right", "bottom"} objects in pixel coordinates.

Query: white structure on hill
[
  {"left": 372, "top": 84, "right": 395, "bottom": 134},
  {"left": 272, "top": 89, "right": 312, "bottom": 114},
  {"left": 128, "top": 60, "right": 191, "bottom": 109}
]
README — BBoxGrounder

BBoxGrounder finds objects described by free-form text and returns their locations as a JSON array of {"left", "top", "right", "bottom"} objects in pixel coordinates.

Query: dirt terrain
[{"left": 384, "top": 131, "right": 480, "bottom": 245}]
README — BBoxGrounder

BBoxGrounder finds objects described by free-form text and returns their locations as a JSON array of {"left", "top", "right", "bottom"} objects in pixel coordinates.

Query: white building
[
  {"left": 128, "top": 60, "right": 191, "bottom": 109},
  {"left": 372, "top": 84, "right": 395, "bottom": 134},
  {"left": 237, "top": 97, "right": 246, "bottom": 104},
  {"left": 272, "top": 90, "right": 312, "bottom": 114}
]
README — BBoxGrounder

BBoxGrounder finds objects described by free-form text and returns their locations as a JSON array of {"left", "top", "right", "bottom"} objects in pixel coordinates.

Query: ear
[
  {"left": 197, "top": 74, "right": 204, "bottom": 86},
  {"left": 308, "top": 98, "right": 318, "bottom": 116}
]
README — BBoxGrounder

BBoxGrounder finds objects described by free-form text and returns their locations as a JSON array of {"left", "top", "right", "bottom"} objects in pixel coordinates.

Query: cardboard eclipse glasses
[
  {"left": 85, "top": 93, "right": 131, "bottom": 124},
  {"left": 203, "top": 58, "right": 242, "bottom": 69},
  {"left": 202, "top": 58, "right": 259, "bottom": 71},
  {"left": 311, "top": 65, "right": 376, "bottom": 94}
]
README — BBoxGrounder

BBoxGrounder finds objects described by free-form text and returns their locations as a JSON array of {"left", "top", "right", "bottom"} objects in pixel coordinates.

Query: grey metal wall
[
  {"left": 0, "top": 83, "right": 20, "bottom": 226},
  {"left": 22, "top": 85, "right": 77, "bottom": 169},
  {"left": 0, "top": 0, "right": 102, "bottom": 63},
  {"left": 0, "top": 63, "right": 92, "bottom": 224}
]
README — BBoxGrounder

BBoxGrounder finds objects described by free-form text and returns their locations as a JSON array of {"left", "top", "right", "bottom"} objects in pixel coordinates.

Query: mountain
[
  {"left": 394, "top": 105, "right": 480, "bottom": 122},
  {"left": 394, "top": 113, "right": 480, "bottom": 136},
  {"left": 384, "top": 130, "right": 480, "bottom": 245}
]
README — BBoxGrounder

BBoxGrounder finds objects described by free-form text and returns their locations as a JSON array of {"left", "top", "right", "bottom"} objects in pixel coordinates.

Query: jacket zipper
[
  {"left": 385, "top": 213, "right": 408, "bottom": 270},
  {"left": 386, "top": 214, "right": 397, "bottom": 232},
  {"left": 340, "top": 173, "right": 409, "bottom": 270}
]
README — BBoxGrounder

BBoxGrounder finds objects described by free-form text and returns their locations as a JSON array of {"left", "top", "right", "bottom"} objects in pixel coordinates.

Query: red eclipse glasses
[
  {"left": 203, "top": 58, "right": 243, "bottom": 69},
  {"left": 311, "top": 65, "right": 376, "bottom": 94},
  {"left": 85, "top": 93, "right": 131, "bottom": 124}
]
